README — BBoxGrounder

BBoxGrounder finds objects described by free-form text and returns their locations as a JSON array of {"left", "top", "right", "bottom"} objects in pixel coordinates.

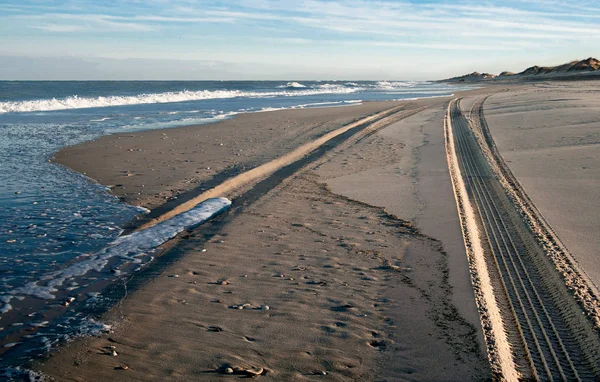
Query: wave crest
[
  {"left": 0, "top": 87, "right": 360, "bottom": 113},
  {"left": 278, "top": 81, "right": 306, "bottom": 88}
]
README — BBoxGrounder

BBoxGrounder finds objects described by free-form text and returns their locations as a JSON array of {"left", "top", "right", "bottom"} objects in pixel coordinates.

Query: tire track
[{"left": 450, "top": 99, "right": 599, "bottom": 380}]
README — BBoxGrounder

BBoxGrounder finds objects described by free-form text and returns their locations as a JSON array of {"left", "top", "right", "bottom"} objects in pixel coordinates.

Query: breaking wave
[
  {"left": 0, "top": 81, "right": 440, "bottom": 114},
  {"left": 0, "top": 86, "right": 359, "bottom": 114},
  {"left": 278, "top": 81, "right": 307, "bottom": 88}
]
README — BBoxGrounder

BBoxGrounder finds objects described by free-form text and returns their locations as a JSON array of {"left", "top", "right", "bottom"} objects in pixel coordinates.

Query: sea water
[{"left": 0, "top": 80, "right": 468, "bottom": 372}]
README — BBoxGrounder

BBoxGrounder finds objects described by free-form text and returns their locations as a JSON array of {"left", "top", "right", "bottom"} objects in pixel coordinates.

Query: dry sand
[
  {"left": 36, "top": 99, "right": 494, "bottom": 380},
  {"left": 477, "top": 81, "right": 600, "bottom": 287}
]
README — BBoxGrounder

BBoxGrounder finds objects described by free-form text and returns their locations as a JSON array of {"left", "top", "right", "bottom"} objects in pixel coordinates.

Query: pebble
[
  {"left": 168, "top": 274, "right": 180, "bottom": 278},
  {"left": 224, "top": 368, "right": 234, "bottom": 374},
  {"left": 201, "top": 249, "right": 207, "bottom": 252},
  {"left": 111, "top": 350, "right": 118, "bottom": 357},
  {"left": 261, "top": 305, "right": 270, "bottom": 311},
  {"left": 219, "top": 280, "right": 229, "bottom": 285}
]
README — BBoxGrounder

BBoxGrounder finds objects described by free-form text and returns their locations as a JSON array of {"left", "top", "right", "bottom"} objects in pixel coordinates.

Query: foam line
[{"left": 0, "top": 198, "right": 230, "bottom": 309}]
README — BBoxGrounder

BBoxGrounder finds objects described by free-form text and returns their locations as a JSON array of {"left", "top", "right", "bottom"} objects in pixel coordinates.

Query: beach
[
  {"left": 27, "top": 80, "right": 600, "bottom": 380},
  {"left": 2, "top": 0, "right": 599, "bottom": 378},
  {"left": 52, "top": 101, "right": 403, "bottom": 212},
  {"left": 34, "top": 96, "right": 495, "bottom": 380}
]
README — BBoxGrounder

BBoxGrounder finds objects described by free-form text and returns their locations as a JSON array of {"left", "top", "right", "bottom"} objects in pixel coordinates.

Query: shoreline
[
  {"left": 34, "top": 93, "right": 496, "bottom": 378},
  {"left": 51, "top": 100, "right": 405, "bottom": 212},
  {"left": 37, "top": 78, "right": 600, "bottom": 378}
]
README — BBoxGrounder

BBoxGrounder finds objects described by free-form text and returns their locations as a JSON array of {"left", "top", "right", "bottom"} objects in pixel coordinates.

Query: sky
[{"left": 0, "top": 0, "right": 599, "bottom": 80}]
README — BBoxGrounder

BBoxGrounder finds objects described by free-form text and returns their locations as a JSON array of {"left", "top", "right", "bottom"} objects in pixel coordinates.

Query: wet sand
[{"left": 54, "top": 101, "right": 402, "bottom": 211}]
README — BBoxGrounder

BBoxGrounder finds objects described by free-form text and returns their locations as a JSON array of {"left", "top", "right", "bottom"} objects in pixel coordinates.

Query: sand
[
  {"left": 54, "top": 102, "right": 402, "bottom": 211},
  {"left": 37, "top": 175, "right": 490, "bottom": 381},
  {"left": 476, "top": 81, "right": 600, "bottom": 288},
  {"left": 317, "top": 104, "right": 484, "bottom": 342},
  {"left": 35, "top": 98, "right": 494, "bottom": 380}
]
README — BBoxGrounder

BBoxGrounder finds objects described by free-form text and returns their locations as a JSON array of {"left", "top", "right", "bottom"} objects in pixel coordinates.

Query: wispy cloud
[
  {"left": 31, "top": 24, "right": 85, "bottom": 33},
  {"left": 8, "top": 0, "right": 600, "bottom": 41},
  {"left": 1, "top": 0, "right": 598, "bottom": 79},
  {"left": 20, "top": 13, "right": 156, "bottom": 32}
]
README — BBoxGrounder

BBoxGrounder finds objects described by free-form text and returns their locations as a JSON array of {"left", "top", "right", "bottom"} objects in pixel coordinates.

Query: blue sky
[{"left": 0, "top": 0, "right": 599, "bottom": 80}]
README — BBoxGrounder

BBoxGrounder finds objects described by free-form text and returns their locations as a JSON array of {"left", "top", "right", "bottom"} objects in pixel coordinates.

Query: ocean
[{"left": 0, "top": 80, "right": 468, "bottom": 375}]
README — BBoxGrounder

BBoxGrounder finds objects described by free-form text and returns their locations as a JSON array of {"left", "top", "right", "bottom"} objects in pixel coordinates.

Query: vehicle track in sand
[
  {"left": 133, "top": 104, "right": 427, "bottom": 231},
  {"left": 449, "top": 98, "right": 600, "bottom": 381}
]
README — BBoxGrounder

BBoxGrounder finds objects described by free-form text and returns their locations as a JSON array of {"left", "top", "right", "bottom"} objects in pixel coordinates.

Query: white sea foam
[
  {"left": 1, "top": 367, "right": 47, "bottom": 382},
  {"left": 316, "top": 83, "right": 345, "bottom": 90},
  {"left": 0, "top": 86, "right": 359, "bottom": 113},
  {"left": 110, "top": 111, "right": 239, "bottom": 133},
  {"left": 134, "top": 206, "right": 151, "bottom": 214},
  {"left": 0, "top": 302, "right": 12, "bottom": 314},
  {"left": 256, "top": 100, "right": 363, "bottom": 113},
  {"left": 75, "top": 318, "right": 112, "bottom": 337},
  {"left": 278, "top": 81, "right": 306, "bottom": 88},
  {"left": 0, "top": 198, "right": 231, "bottom": 308},
  {"left": 294, "top": 100, "right": 363, "bottom": 108},
  {"left": 374, "top": 80, "right": 433, "bottom": 90}
]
